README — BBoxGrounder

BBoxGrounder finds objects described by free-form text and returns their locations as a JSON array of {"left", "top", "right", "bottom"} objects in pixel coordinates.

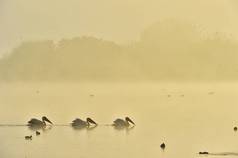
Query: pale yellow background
[{"left": 1, "top": 0, "right": 238, "bottom": 55}]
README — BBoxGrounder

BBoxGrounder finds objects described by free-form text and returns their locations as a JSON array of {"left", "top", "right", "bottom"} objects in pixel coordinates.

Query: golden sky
[{"left": 0, "top": 0, "right": 238, "bottom": 55}]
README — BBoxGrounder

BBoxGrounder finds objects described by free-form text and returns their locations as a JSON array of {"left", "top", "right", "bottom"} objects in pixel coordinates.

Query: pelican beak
[
  {"left": 44, "top": 117, "right": 53, "bottom": 124},
  {"left": 86, "top": 118, "right": 97, "bottom": 125},
  {"left": 126, "top": 117, "right": 135, "bottom": 125}
]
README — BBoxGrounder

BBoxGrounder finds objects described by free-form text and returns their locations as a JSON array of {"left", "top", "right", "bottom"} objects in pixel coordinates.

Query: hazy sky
[{"left": 1, "top": 0, "right": 238, "bottom": 55}]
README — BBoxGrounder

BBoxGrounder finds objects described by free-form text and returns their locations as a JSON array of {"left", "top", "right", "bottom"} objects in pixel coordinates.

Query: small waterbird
[
  {"left": 27, "top": 116, "right": 53, "bottom": 127},
  {"left": 25, "top": 135, "right": 32, "bottom": 140},
  {"left": 36, "top": 131, "right": 41, "bottom": 135},
  {"left": 160, "top": 143, "right": 165, "bottom": 150},
  {"left": 71, "top": 118, "right": 97, "bottom": 127}
]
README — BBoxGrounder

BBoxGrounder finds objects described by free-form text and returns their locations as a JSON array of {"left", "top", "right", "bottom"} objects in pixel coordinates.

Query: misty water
[{"left": 1, "top": 82, "right": 238, "bottom": 158}]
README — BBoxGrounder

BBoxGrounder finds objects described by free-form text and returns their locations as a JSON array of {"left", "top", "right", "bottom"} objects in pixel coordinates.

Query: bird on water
[
  {"left": 25, "top": 135, "right": 32, "bottom": 140},
  {"left": 112, "top": 117, "right": 135, "bottom": 128},
  {"left": 27, "top": 116, "right": 53, "bottom": 127},
  {"left": 160, "top": 143, "right": 165, "bottom": 150},
  {"left": 71, "top": 117, "right": 97, "bottom": 128},
  {"left": 36, "top": 131, "right": 41, "bottom": 135}
]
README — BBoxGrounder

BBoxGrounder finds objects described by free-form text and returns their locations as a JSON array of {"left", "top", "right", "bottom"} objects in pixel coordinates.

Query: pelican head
[
  {"left": 125, "top": 117, "right": 135, "bottom": 125},
  {"left": 86, "top": 117, "right": 97, "bottom": 126},
  {"left": 42, "top": 116, "right": 53, "bottom": 125}
]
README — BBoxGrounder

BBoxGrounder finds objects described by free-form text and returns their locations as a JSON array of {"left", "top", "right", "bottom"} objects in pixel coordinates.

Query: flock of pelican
[
  {"left": 25, "top": 116, "right": 135, "bottom": 140},
  {"left": 25, "top": 116, "right": 167, "bottom": 150},
  {"left": 27, "top": 116, "right": 135, "bottom": 128}
]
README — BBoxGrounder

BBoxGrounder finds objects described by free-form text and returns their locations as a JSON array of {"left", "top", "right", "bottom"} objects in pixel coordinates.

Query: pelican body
[
  {"left": 27, "top": 116, "right": 53, "bottom": 127},
  {"left": 113, "top": 117, "right": 135, "bottom": 127},
  {"left": 71, "top": 118, "right": 97, "bottom": 127}
]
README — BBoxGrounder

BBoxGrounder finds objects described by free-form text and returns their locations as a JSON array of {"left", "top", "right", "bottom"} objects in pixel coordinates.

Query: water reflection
[
  {"left": 71, "top": 125, "right": 98, "bottom": 131},
  {"left": 28, "top": 125, "right": 52, "bottom": 132},
  {"left": 113, "top": 125, "right": 135, "bottom": 135},
  {"left": 2, "top": 83, "right": 238, "bottom": 158},
  {"left": 113, "top": 125, "right": 135, "bottom": 131}
]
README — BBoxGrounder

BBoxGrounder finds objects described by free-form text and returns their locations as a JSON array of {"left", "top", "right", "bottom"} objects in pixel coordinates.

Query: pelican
[
  {"left": 36, "top": 131, "right": 41, "bottom": 136},
  {"left": 71, "top": 118, "right": 97, "bottom": 127},
  {"left": 112, "top": 117, "right": 135, "bottom": 127},
  {"left": 27, "top": 116, "right": 53, "bottom": 127}
]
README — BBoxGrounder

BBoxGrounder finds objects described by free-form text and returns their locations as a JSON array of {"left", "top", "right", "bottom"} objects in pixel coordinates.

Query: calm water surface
[{"left": 1, "top": 82, "right": 238, "bottom": 158}]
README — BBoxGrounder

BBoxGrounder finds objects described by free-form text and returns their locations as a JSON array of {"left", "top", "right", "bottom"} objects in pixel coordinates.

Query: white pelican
[
  {"left": 27, "top": 116, "right": 53, "bottom": 127},
  {"left": 112, "top": 117, "right": 135, "bottom": 127},
  {"left": 71, "top": 117, "right": 97, "bottom": 127}
]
